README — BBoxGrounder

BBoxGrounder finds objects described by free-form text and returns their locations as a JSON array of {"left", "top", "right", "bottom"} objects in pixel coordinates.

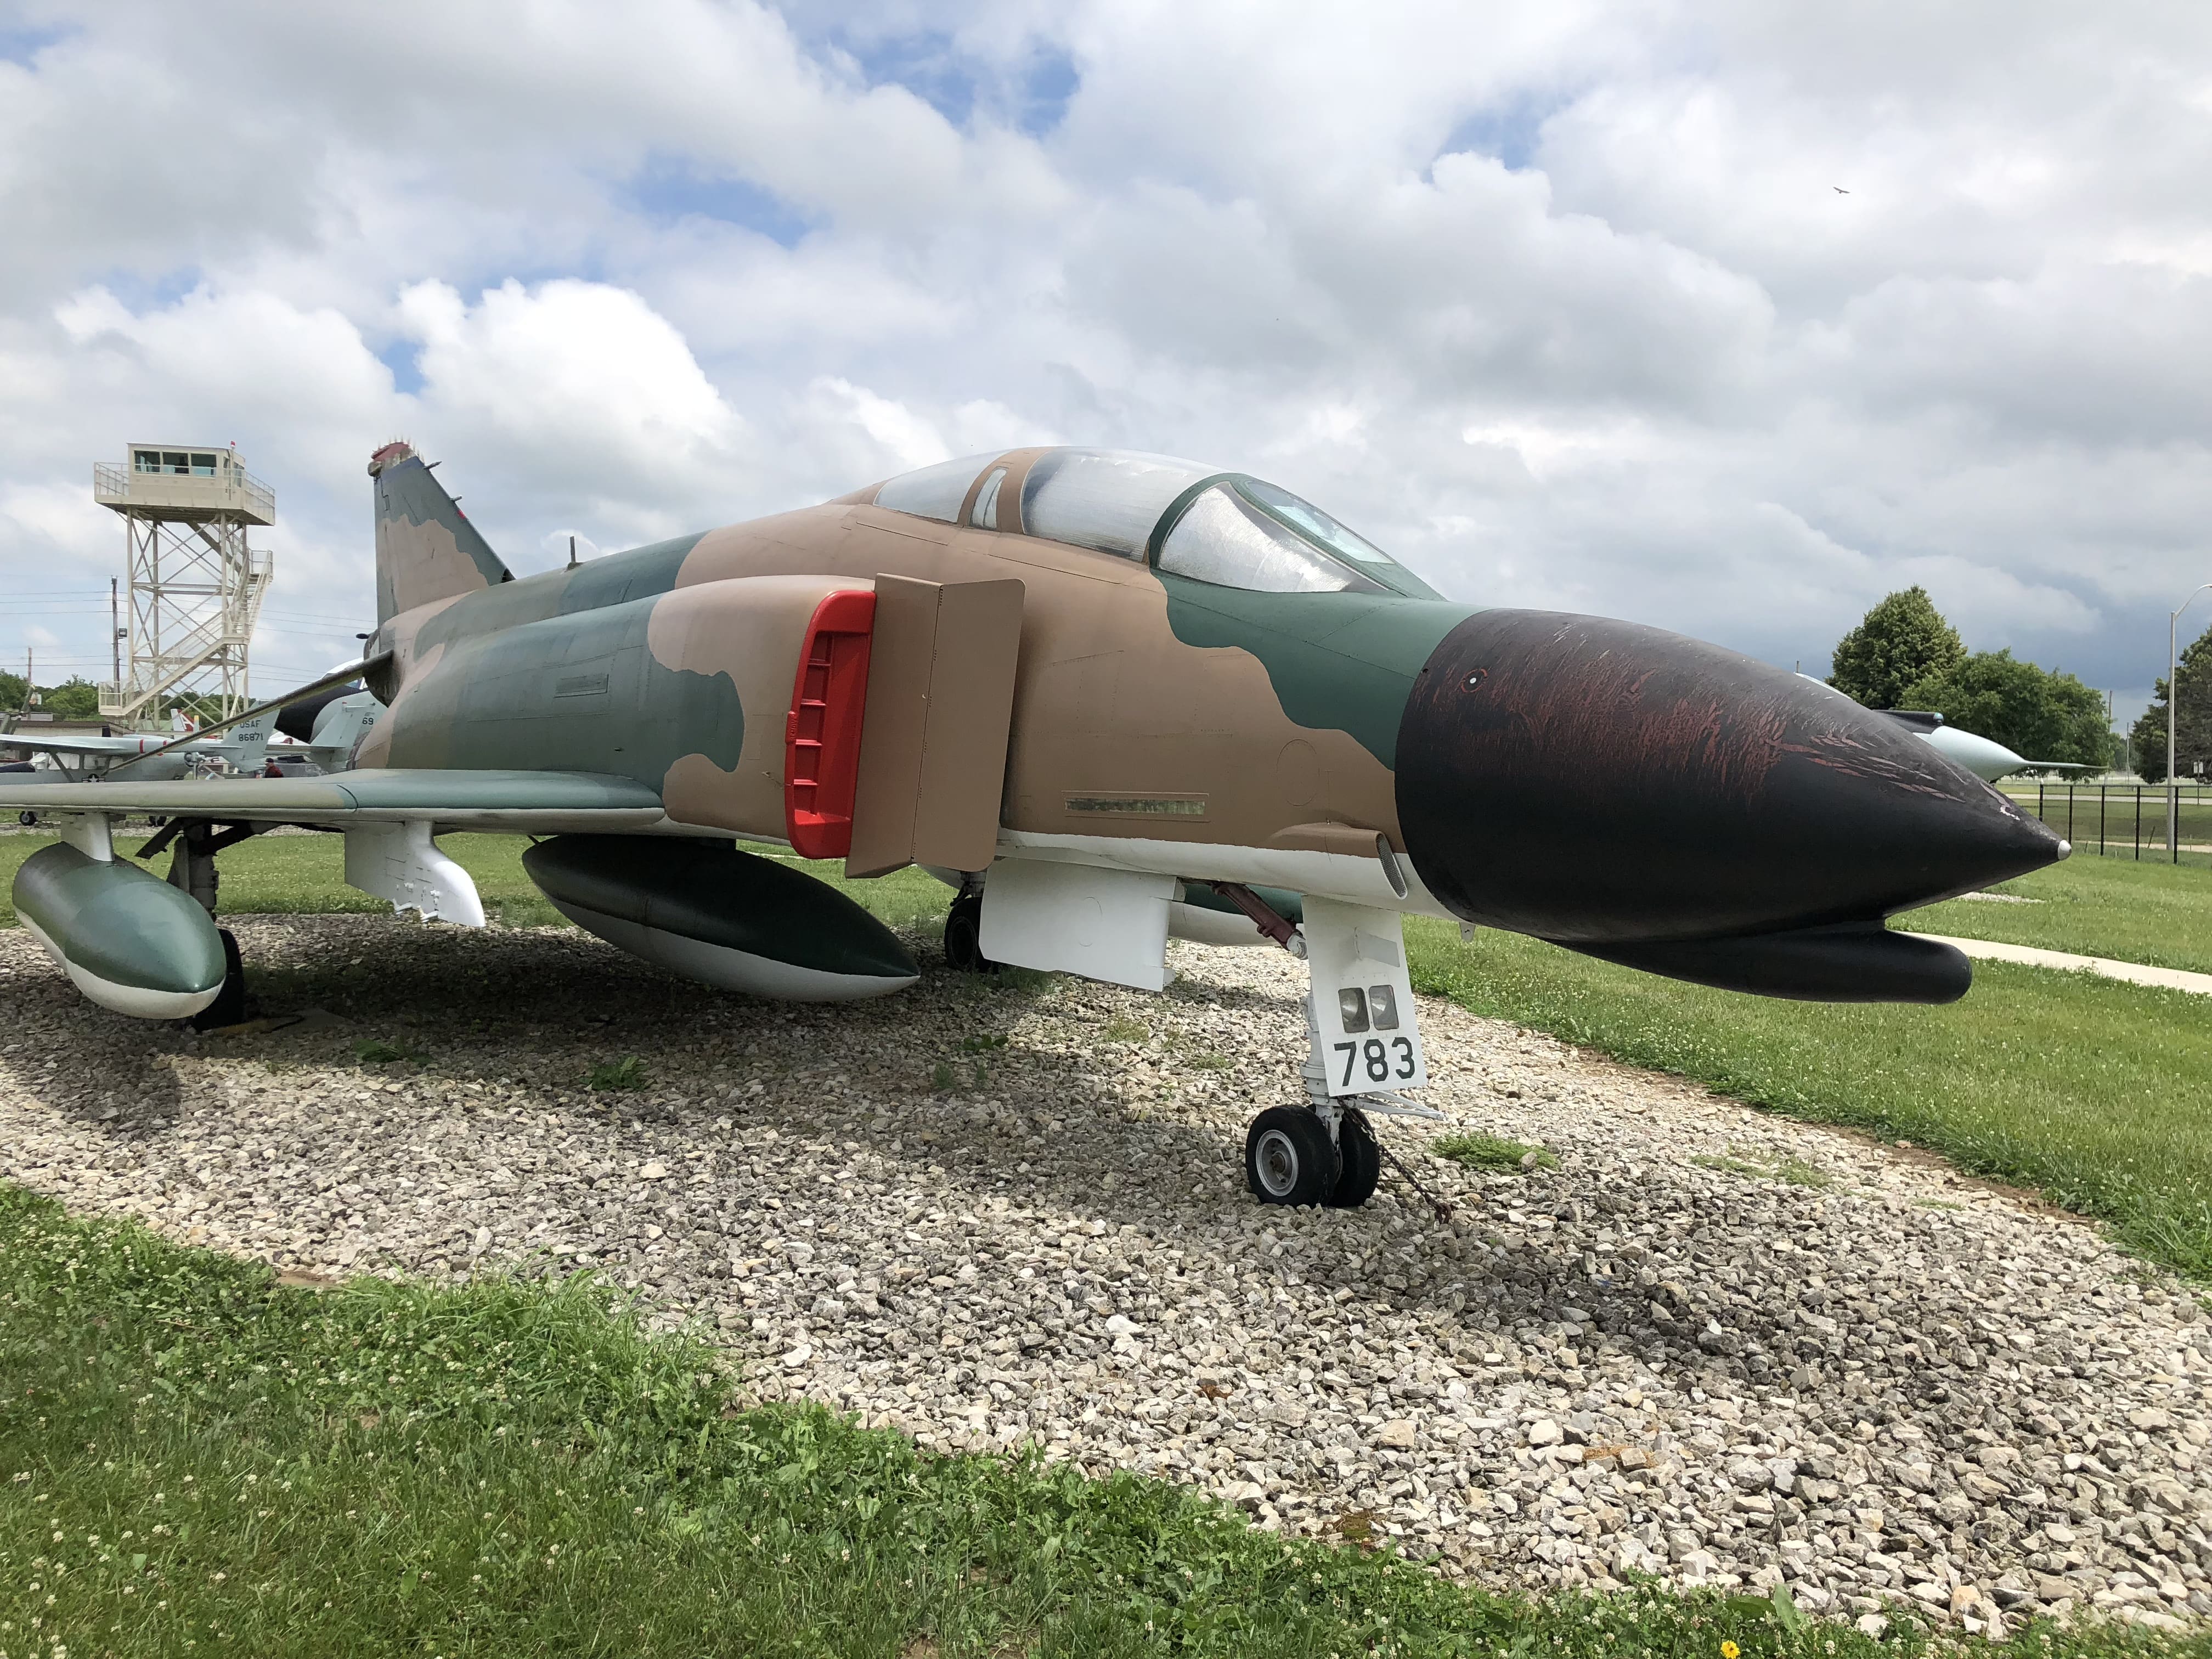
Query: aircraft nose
[{"left": 1395, "top": 609, "right": 2067, "bottom": 946}]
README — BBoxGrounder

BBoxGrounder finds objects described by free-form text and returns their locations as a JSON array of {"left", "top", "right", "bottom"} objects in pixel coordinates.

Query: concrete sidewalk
[{"left": 1911, "top": 933, "right": 2212, "bottom": 997}]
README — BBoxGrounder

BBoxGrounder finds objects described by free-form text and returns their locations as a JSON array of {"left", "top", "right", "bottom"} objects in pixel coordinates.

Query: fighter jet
[{"left": 1, "top": 443, "right": 2067, "bottom": 1207}]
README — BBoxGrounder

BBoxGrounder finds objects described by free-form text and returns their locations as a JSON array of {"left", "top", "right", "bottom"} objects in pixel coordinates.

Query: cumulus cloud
[{"left": 2, "top": 0, "right": 2209, "bottom": 728}]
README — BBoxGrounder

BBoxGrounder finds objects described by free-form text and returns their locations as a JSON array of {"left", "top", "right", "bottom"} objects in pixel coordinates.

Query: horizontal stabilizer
[{"left": 1568, "top": 922, "right": 1971, "bottom": 1004}]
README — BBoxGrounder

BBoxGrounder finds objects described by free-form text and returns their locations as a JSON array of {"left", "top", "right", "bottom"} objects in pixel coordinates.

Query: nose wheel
[{"left": 1244, "top": 1103, "right": 1381, "bottom": 1208}]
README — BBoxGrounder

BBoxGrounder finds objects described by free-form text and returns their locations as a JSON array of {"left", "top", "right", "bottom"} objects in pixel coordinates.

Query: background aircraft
[
  {"left": 1, "top": 443, "right": 2065, "bottom": 1206},
  {"left": 1884, "top": 712, "right": 2103, "bottom": 783},
  {"left": 1, "top": 715, "right": 276, "bottom": 782}
]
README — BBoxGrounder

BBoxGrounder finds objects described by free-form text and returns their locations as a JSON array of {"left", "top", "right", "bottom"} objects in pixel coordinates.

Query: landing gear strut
[
  {"left": 944, "top": 887, "right": 998, "bottom": 974},
  {"left": 1236, "top": 890, "right": 1435, "bottom": 1210}
]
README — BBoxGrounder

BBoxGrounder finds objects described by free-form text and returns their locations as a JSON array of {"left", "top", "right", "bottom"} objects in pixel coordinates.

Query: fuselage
[
  {"left": 358, "top": 444, "right": 2067, "bottom": 973},
  {"left": 362, "top": 496, "right": 1464, "bottom": 910}
]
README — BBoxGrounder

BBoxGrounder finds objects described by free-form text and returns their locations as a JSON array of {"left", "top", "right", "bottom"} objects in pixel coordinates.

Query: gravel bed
[{"left": 2, "top": 913, "right": 2209, "bottom": 1637}]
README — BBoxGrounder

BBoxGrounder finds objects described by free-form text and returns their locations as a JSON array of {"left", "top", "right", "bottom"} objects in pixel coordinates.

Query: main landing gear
[
  {"left": 1231, "top": 889, "right": 1439, "bottom": 1211},
  {"left": 943, "top": 885, "right": 998, "bottom": 974}
]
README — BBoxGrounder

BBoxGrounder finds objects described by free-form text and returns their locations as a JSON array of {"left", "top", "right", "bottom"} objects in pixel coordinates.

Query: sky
[{"left": 3, "top": 1, "right": 2210, "bottom": 727}]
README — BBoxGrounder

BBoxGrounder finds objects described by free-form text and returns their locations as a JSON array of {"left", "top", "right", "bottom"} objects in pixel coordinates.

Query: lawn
[
  {"left": 4, "top": 1184, "right": 2194, "bottom": 1659},
  {"left": 1899, "top": 853, "right": 2212, "bottom": 977}
]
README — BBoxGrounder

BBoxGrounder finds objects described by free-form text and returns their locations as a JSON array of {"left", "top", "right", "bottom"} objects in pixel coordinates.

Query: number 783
[{"left": 1336, "top": 1036, "right": 1417, "bottom": 1087}]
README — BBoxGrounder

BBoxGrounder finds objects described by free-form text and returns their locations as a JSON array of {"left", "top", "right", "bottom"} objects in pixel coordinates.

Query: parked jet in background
[
  {"left": 0, "top": 443, "right": 2067, "bottom": 1207},
  {"left": 1, "top": 715, "right": 277, "bottom": 782},
  {"left": 1874, "top": 709, "right": 2102, "bottom": 784}
]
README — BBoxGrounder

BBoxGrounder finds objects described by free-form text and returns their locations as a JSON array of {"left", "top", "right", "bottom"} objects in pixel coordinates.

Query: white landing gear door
[{"left": 1301, "top": 896, "right": 1426, "bottom": 1097}]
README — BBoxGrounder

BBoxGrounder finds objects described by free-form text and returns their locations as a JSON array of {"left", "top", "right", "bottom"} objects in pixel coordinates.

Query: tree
[
  {"left": 1829, "top": 586, "right": 1965, "bottom": 710},
  {"left": 1900, "top": 651, "right": 2111, "bottom": 768},
  {"left": 0, "top": 670, "right": 23, "bottom": 712},
  {"left": 36, "top": 679, "right": 102, "bottom": 719},
  {"left": 2129, "top": 623, "right": 2212, "bottom": 783}
]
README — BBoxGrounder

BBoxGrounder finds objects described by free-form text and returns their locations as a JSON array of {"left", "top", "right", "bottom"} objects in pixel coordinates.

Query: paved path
[{"left": 1913, "top": 933, "right": 2212, "bottom": 996}]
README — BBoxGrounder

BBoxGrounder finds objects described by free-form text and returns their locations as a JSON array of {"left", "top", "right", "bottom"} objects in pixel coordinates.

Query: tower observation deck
[{"left": 93, "top": 443, "right": 275, "bottom": 724}]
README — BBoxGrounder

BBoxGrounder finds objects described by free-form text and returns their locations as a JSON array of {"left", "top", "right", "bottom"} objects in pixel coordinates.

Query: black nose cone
[{"left": 1396, "top": 610, "right": 2067, "bottom": 946}]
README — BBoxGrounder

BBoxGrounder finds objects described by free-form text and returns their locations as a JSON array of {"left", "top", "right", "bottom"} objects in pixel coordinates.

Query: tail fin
[{"left": 368, "top": 441, "right": 512, "bottom": 623}]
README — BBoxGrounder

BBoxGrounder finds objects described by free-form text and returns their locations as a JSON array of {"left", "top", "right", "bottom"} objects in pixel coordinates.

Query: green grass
[
  {"left": 8, "top": 1186, "right": 2200, "bottom": 1659},
  {"left": 1409, "top": 921, "right": 2212, "bottom": 1282},
  {"left": 1900, "top": 854, "right": 2212, "bottom": 976},
  {"left": 1430, "top": 1133, "right": 1558, "bottom": 1173},
  {"left": 1689, "top": 1151, "right": 1833, "bottom": 1189},
  {"left": 586, "top": 1055, "right": 648, "bottom": 1092},
  {"left": 0, "top": 832, "right": 955, "bottom": 935}
]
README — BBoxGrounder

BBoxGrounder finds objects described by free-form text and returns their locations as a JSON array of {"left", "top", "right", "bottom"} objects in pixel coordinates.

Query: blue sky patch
[
  {"left": 1017, "top": 47, "right": 1079, "bottom": 137},
  {"left": 86, "top": 265, "right": 206, "bottom": 314},
  {"left": 377, "top": 340, "right": 425, "bottom": 397},
  {"left": 0, "top": 21, "right": 72, "bottom": 67},
  {"left": 623, "top": 156, "right": 814, "bottom": 248},
  {"left": 1436, "top": 93, "right": 1573, "bottom": 174}
]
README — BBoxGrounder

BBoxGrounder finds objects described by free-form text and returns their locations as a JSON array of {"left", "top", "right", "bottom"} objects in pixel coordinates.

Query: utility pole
[
  {"left": 2169, "top": 586, "right": 2212, "bottom": 859},
  {"left": 109, "top": 577, "right": 122, "bottom": 687}
]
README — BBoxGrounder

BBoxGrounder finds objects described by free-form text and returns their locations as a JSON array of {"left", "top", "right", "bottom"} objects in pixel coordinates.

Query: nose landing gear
[{"left": 1232, "top": 891, "right": 1437, "bottom": 1210}]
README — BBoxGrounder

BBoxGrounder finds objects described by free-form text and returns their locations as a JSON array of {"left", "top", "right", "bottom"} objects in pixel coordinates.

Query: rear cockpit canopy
[{"left": 866, "top": 447, "right": 1438, "bottom": 599}]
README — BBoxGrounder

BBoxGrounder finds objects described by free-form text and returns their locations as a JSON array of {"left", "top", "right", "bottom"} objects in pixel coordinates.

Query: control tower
[{"left": 93, "top": 443, "right": 274, "bottom": 725}]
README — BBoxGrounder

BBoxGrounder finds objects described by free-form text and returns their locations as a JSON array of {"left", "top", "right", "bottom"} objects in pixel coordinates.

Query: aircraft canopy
[{"left": 868, "top": 447, "right": 1438, "bottom": 599}]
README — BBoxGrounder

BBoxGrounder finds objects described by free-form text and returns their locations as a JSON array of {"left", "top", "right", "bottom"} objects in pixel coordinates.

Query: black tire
[
  {"left": 943, "top": 892, "right": 998, "bottom": 974},
  {"left": 18, "top": 811, "right": 36, "bottom": 828},
  {"left": 189, "top": 929, "right": 246, "bottom": 1032},
  {"left": 1245, "top": 1106, "right": 1340, "bottom": 1206},
  {"left": 1328, "top": 1108, "right": 1381, "bottom": 1208}
]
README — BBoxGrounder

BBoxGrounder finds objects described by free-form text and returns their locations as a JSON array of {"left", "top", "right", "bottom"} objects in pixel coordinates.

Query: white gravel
[{"left": 2, "top": 912, "right": 2209, "bottom": 1637}]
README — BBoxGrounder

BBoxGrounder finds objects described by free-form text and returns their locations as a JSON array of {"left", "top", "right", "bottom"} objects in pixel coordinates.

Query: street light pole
[{"left": 2169, "top": 584, "right": 2212, "bottom": 858}]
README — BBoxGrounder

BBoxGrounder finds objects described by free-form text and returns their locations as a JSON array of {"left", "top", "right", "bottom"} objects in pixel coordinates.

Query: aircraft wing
[
  {"left": 1, "top": 731, "right": 189, "bottom": 759},
  {"left": 0, "top": 768, "right": 667, "bottom": 834}
]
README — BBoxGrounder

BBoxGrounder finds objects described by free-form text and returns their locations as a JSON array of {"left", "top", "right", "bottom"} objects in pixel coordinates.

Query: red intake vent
[{"left": 783, "top": 588, "right": 877, "bottom": 860}]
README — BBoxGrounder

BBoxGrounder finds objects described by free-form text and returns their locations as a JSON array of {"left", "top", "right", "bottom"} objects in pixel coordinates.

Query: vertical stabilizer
[{"left": 368, "top": 442, "right": 512, "bottom": 623}]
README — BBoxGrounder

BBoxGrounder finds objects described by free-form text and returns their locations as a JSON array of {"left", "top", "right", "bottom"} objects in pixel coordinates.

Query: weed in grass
[
  {"left": 1104, "top": 1015, "right": 1148, "bottom": 1043},
  {"left": 1432, "top": 1133, "right": 1556, "bottom": 1172},
  {"left": 588, "top": 1056, "right": 648, "bottom": 1091}
]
